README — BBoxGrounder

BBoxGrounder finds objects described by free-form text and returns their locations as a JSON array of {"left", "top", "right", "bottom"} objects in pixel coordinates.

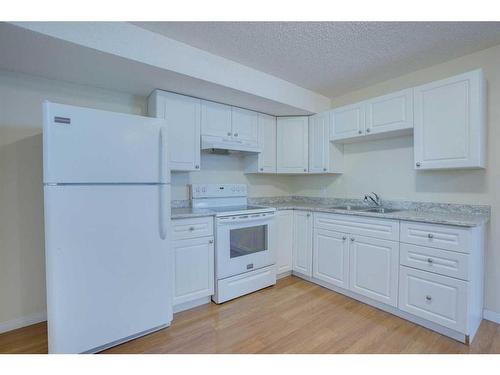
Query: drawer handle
[
  {"left": 425, "top": 295, "right": 432, "bottom": 301},
  {"left": 427, "top": 258, "right": 434, "bottom": 264},
  {"left": 189, "top": 227, "right": 195, "bottom": 231},
  {"left": 428, "top": 233, "right": 434, "bottom": 239}
]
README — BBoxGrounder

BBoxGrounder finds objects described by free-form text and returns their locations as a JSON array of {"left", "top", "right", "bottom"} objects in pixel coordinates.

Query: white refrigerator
[{"left": 43, "top": 102, "right": 172, "bottom": 353}]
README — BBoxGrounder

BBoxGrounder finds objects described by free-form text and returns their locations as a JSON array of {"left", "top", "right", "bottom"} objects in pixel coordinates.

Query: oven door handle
[{"left": 217, "top": 213, "right": 275, "bottom": 225}]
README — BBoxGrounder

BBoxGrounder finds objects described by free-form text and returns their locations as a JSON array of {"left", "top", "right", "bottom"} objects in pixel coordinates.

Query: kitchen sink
[
  {"left": 362, "top": 207, "right": 401, "bottom": 214},
  {"left": 328, "top": 205, "right": 372, "bottom": 211}
]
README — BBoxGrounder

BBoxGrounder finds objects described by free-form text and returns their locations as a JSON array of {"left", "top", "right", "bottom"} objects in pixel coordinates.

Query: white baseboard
[
  {"left": 0, "top": 311, "right": 47, "bottom": 334},
  {"left": 483, "top": 309, "right": 500, "bottom": 324}
]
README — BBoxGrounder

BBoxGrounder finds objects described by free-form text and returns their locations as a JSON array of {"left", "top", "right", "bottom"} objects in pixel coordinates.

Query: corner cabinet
[
  {"left": 413, "top": 69, "right": 486, "bottom": 170},
  {"left": 276, "top": 117, "right": 309, "bottom": 173},
  {"left": 148, "top": 90, "right": 201, "bottom": 171},
  {"left": 245, "top": 113, "right": 277, "bottom": 173},
  {"left": 309, "top": 112, "right": 344, "bottom": 174}
]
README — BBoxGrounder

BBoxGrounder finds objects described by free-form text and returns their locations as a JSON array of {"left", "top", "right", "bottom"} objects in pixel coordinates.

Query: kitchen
[{"left": 1, "top": 12, "right": 500, "bottom": 369}]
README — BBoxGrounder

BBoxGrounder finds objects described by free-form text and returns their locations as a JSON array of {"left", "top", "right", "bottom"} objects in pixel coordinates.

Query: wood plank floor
[{"left": 1, "top": 276, "right": 500, "bottom": 354}]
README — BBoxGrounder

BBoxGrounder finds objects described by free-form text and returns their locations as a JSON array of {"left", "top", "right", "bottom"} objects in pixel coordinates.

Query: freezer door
[
  {"left": 44, "top": 184, "right": 172, "bottom": 353},
  {"left": 43, "top": 102, "right": 169, "bottom": 184}
]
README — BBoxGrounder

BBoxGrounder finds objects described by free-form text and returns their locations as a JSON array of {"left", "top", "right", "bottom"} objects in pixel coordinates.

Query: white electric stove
[{"left": 190, "top": 184, "right": 277, "bottom": 303}]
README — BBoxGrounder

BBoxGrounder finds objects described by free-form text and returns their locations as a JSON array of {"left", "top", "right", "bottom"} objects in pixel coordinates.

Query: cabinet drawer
[
  {"left": 314, "top": 213, "right": 399, "bottom": 241},
  {"left": 400, "top": 221, "right": 471, "bottom": 253},
  {"left": 399, "top": 266, "right": 467, "bottom": 333},
  {"left": 400, "top": 243, "right": 469, "bottom": 280},
  {"left": 172, "top": 216, "right": 214, "bottom": 240}
]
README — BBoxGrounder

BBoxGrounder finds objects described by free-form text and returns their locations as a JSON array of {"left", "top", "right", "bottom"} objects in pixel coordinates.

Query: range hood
[{"left": 201, "top": 135, "right": 261, "bottom": 153}]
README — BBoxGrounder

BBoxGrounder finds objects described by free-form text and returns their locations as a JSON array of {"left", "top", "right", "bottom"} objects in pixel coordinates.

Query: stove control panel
[{"left": 190, "top": 184, "right": 247, "bottom": 199}]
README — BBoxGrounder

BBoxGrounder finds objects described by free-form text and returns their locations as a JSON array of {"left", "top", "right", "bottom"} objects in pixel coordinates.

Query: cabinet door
[
  {"left": 148, "top": 91, "right": 201, "bottom": 171},
  {"left": 232, "top": 107, "right": 259, "bottom": 145},
  {"left": 276, "top": 117, "right": 309, "bottom": 173},
  {"left": 275, "top": 210, "right": 294, "bottom": 274},
  {"left": 413, "top": 69, "right": 486, "bottom": 170},
  {"left": 349, "top": 235, "right": 399, "bottom": 307},
  {"left": 173, "top": 237, "right": 215, "bottom": 306},
  {"left": 292, "top": 211, "right": 313, "bottom": 277},
  {"left": 308, "top": 112, "right": 330, "bottom": 173},
  {"left": 313, "top": 229, "right": 349, "bottom": 288},
  {"left": 365, "top": 88, "right": 413, "bottom": 135},
  {"left": 257, "top": 113, "right": 277, "bottom": 173},
  {"left": 331, "top": 102, "right": 365, "bottom": 141},
  {"left": 201, "top": 100, "right": 232, "bottom": 138}
]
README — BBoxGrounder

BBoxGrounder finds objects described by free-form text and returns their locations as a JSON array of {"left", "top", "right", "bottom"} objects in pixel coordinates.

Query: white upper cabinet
[
  {"left": 413, "top": 69, "right": 486, "bottom": 170},
  {"left": 331, "top": 102, "right": 366, "bottom": 141},
  {"left": 276, "top": 116, "right": 309, "bottom": 173},
  {"left": 245, "top": 113, "right": 277, "bottom": 173},
  {"left": 308, "top": 112, "right": 344, "bottom": 174},
  {"left": 231, "top": 107, "right": 258, "bottom": 145},
  {"left": 148, "top": 90, "right": 201, "bottom": 172},
  {"left": 365, "top": 88, "right": 413, "bottom": 135},
  {"left": 201, "top": 100, "right": 232, "bottom": 138}
]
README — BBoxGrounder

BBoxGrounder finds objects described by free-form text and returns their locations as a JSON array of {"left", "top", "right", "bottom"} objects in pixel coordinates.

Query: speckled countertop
[
  {"left": 171, "top": 196, "right": 490, "bottom": 227},
  {"left": 265, "top": 202, "right": 488, "bottom": 227}
]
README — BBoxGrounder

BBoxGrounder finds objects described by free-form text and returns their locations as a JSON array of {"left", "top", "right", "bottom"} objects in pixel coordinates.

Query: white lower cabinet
[
  {"left": 349, "top": 235, "right": 399, "bottom": 307},
  {"left": 275, "top": 210, "right": 294, "bottom": 275},
  {"left": 292, "top": 211, "right": 313, "bottom": 277},
  {"left": 172, "top": 218, "right": 214, "bottom": 311},
  {"left": 399, "top": 266, "right": 467, "bottom": 332},
  {"left": 313, "top": 229, "right": 349, "bottom": 288}
]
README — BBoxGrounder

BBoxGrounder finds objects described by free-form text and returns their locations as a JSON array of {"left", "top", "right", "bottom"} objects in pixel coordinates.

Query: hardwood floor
[{"left": 1, "top": 276, "right": 500, "bottom": 354}]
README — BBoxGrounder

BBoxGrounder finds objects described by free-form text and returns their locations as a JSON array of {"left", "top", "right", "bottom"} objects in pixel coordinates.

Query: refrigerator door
[
  {"left": 44, "top": 184, "right": 172, "bottom": 354},
  {"left": 43, "top": 102, "right": 169, "bottom": 184}
]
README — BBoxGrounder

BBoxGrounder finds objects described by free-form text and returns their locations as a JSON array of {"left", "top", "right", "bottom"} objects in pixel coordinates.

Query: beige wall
[
  {"left": 0, "top": 70, "right": 290, "bottom": 328},
  {"left": 290, "top": 43, "right": 500, "bottom": 314}
]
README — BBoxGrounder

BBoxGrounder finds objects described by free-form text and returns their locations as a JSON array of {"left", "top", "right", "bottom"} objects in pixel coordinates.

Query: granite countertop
[
  {"left": 171, "top": 207, "right": 216, "bottom": 220},
  {"left": 171, "top": 197, "right": 490, "bottom": 227},
  {"left": 268, "top": 201, "right": 489, "bottom": 227}
]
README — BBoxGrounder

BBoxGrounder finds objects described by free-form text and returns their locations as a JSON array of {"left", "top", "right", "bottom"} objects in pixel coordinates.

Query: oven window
[{"left": 230, "top": 225, "right": 267, "bottom": 258}]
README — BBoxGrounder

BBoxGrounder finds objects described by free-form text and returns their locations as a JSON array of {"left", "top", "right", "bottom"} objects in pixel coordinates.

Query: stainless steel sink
[
  {"left": 328, "top": 205, "right": 372, "bottom": 211},
  {"left": 362, "top": 207, "right": 401, "bottom": 214}
]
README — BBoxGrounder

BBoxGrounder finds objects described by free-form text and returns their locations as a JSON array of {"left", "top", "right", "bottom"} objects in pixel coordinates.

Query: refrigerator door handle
[
  {"left": 159, "top": 127, "right": 168, "bottom": 184},
  {"left": 159, "top": 184, "right": 170, "bottom": 240}
]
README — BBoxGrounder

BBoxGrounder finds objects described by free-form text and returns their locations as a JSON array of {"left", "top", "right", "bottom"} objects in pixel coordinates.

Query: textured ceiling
[{"left": 133, "top": 22, "right": 500, "bottom": 98}]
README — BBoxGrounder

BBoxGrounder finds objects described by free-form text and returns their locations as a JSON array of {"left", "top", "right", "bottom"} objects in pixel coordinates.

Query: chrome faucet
[{"left": 364, "top": 192, "right": 381, "bottom": 207}]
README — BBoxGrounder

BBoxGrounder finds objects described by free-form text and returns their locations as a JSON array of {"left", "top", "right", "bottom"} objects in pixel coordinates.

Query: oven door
[{"left": 216, "top": 213, "right": 276, "bottom": 279}]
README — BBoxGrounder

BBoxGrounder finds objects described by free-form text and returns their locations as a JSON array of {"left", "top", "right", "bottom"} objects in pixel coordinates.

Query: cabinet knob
[
  {"left": 260, "top": 168, "right": 264, "bottom": 171},
  {"left": 209, "top": 239, "right": 214, "bottom": 244},
  {"left": 306, "top": 213, "right": 311, "bottom": 217},
  {"left": 416, "top": 162, "right": 421, "bottom": 167},
  {"left": 428, "top": 233, "right": 434, "bottom": 239},
  {"left": 189, "top": 227, "right": 195, "bottom": 231},
  {"left": 227, "top": 132, "right": 232, "bottom": 136},
  {"left": 366, "top": 128, "right": 371, "bottom": 133},
  {"left": 303, "top": 169, "right": 307, "bottom": 172},
  {"left": 350, "top": 237, "right": 355, "bottom": 242},
  {"left": 195, "top": 165, "right": 200, "bottom": 169},
  {"left": 358, "top": 130, "right": 362, "bottom": 134},
  {"left": 427, "top": 258, "right": 434, "bottom": 264},
  {"left": 342, "top": 236, "right": 347, "bottom": 241},
  {"left": 234, "top": 133, "right": 238, "bottom": 137},
  {"left": 425, "top": 295, "right": 432, "bottom": 301},
  {"left": 323, "top": 168, "right": 327, "bottom": 171}
]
